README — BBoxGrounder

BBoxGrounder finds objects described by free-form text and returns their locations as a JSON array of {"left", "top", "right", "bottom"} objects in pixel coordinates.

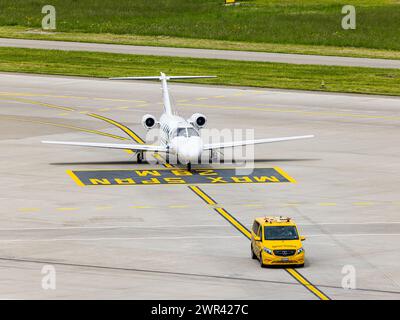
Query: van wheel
[
  {"left": 259, "top": 252, "right": 266, "bottom": 268},
  {"left": 251, "top": 244, "right": 257, "bottom": 259},
  {"left": 296, "top": 263, "right": 304, "bottom": 268}
]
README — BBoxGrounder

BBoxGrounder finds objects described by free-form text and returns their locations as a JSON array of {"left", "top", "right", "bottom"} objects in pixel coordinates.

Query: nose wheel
[{"left": 187, "top": 162, "right": 192, "bottom": 171}]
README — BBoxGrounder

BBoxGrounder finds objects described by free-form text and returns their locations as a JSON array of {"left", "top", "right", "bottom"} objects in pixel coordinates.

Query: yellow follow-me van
[{"left": 251, "top": 216, "right": 305, "bottom": 267}]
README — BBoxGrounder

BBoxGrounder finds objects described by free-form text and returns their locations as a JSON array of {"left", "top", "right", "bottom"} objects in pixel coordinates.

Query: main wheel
[
  {"left": 137, "top": 152, "right": 143, "bottom": 163},
  {"left": 259, "top": 252, "right": 266, "bottom": 268},
  {"left": 251, "top": 244, "right": 257, "bottom": 260}
]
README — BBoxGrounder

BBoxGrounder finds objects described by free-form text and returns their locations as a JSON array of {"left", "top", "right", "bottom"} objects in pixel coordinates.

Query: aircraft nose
[{"left": 179, "top": 138, "right": 202, "bottom": 163}]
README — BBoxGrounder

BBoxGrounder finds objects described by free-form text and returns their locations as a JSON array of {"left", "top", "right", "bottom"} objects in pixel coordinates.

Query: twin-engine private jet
[{"left": 43, "top": 73, "right": 314, "bottom": 170}]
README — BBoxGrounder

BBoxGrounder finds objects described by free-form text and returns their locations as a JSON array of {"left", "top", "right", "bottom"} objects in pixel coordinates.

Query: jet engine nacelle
[
  {"left": 142, "top": 114, "right": 158, "bottom": 130},
  {"left": 188, "top": 113, "right": 207, "bottom": 129}
]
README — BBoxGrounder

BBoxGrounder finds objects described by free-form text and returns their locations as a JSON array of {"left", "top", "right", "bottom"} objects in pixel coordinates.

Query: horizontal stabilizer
[{"left": 110, "top": 75, "right": 216, "bottom": 81}]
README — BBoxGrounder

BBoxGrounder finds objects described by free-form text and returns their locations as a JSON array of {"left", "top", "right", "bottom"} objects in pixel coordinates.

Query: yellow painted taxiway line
[
  {"left": 274, "top": 166, "right": 297, "bottom": 183},
  {"left": 286, "top": 268, "right": 330, "bottom": 300},
  {"left": 66, "top": 170, "right": 85, "bottom": 187},
  {"left": 87, "top": 113, "right": 145, "bottom": 144},
  {"left": 0, "top": 115, "right": 128, "bottom": 141},
  {"left": 0, "top": 96, "right": 75, "bottom": 112},
  {"left": 188, "top": 185, "right": 217, "bottom": 205},
  {"left": 214, "top": 207, "right": 252, "bottom": 239}
]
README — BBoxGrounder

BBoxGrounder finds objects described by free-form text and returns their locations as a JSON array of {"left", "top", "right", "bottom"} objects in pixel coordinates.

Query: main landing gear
[
  {"left": 187, "top": 162, "right": 192, "bottom": 171},
  {"left": 137, "top": 151, "right": 144, "bottom": 164}
]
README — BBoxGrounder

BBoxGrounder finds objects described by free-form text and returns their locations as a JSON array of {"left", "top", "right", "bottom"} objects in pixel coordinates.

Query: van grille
[{"left": 274, "top": 250, "right": 296, "bottom": 257}]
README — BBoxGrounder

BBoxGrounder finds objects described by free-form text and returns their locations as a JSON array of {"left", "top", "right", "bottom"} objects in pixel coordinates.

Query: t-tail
[{"left": 110, "top": 73, "right": 216, "bottom": 115}]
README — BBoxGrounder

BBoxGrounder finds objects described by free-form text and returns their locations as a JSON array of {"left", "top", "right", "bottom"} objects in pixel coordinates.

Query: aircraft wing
[
  {"left": 42, "top": 141, "right": 168, "bottom": 152},
  {"left": 203, "top": 135, "right": 314, "bottom": 150}
]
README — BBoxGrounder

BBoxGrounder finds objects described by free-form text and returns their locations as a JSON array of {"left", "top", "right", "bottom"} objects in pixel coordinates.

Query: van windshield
[{"left": 264, "top": 226, "right": 299, "bottom": 240}]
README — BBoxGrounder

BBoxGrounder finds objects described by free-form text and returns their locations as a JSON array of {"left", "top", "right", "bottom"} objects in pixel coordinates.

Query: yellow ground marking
[
  {"left": 66, "top": 170, "right": 85, "bottom": 187},
  {"left": 1, "top": 99, "right": 137, "bottom": 157},
  {"left": 0, "top": 96, "right": 75, "bottom": 112},
  {"left": 213, "top": 95, "right": 225, "bottom": 98},
  {"left": 0, "top": 92, "right": 88, "bottom": 99},
  {"left": 286, "top": 269, "right": 330, "bottom": 300},
  {"left": 0, "top": 115, "right": 128, "bottom": 141},
  {"left": 150, "top": 152, "right": 174, "bottom": 168},
  {"left": 168, "top": 205, "right": 189, "bottom": 209},
  {"left": 130, "top": 206, "right": 153, "bottom": 209},
  {"left": 274, "top": 167, "right": 297, "bottom": 183},
  {"left": 0, "top": 92, "right": 153, "bottom": 104},
  {"left": 94, "top": 98, "right": 147, "bottom": 103},
  {"left": 318, "top": 202, "right": 337, "bottom": 206},
  {"left": 179, "top": 103, "right": 400, "bottom": 122},
  {"left": 282, "top": 202, "right": 301, "bottom": 207},
  {"left": 87, "top": 113, "right": 145, "bottom": 144},
  {"left": 57, "top": 207, "right": 79, "bottom": 211},
  {"left": 95, "top": 206, "right": 113, "bottom": 210},
  {"left": 196, "top": 97, "right": 208, "bottom": 101},
  {"left": 353, "top": 202, "right": 375, "bottom": 206},
  {"left": 215, "top": 207, "right": 252, "bottom": 239},
  {"left": 98, "top": 108, "right": 110, "bottom": 112},
  {"left": 251, "top": 90, "right": 266, "bottom": 94},
  {"left": 177, "top": 99, "right": 189, "bottom": 103},
  {"left": 189, "top": 186, "right": 217, "bottom": 205},
  {"left": 161, "top": 162, "right": 174, "bottom": 168},
  {"left": 2, "top": 93, "right": 143, "bottom": 156},
  {"left": 18, "top": 208, "right": 40, "bottom": 212},
  {"left": 189, "top": 186, "right": 251, "bottom": 238}
]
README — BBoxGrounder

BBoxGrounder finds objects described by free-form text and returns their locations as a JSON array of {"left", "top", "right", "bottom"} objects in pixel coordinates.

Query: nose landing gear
[{"left": 187, "top": 162, "right": 192, "bottom": 171}]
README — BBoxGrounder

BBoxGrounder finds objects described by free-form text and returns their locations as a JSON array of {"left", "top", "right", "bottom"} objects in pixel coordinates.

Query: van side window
[
  {"left": 252, "top": 221, "right": 260, "bottom": 234},
  {"left": 257, "top": 226, "right": 262, "bottom": 238}
]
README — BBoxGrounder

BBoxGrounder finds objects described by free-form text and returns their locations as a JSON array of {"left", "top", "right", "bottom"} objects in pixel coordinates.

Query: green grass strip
[{"left": 0, "top": 47, "right": 399, "bottom": 96}]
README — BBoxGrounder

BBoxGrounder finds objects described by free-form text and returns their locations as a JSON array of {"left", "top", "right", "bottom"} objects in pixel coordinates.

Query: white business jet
[{"left": 43, "top": 73, "right": 314, "bottom": 170}]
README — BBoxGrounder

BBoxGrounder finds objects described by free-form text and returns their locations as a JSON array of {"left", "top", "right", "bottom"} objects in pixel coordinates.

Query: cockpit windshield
[
  {"left": 173, "top": 127, "right": 199, "bottom": 138},
  {"left": 187, "top": 128, "right": 199, "bottom": 137},
  {"left": 176, "top": 128, "right": 187, "bottom": 137}
]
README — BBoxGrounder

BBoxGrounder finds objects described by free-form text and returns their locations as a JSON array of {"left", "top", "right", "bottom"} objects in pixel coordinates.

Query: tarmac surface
[
  {"left": 0, "top": 72, "right": 400, "bottom": 299},
  {"left": 1, "top": 37, "right": 400, "bottom": 69}
]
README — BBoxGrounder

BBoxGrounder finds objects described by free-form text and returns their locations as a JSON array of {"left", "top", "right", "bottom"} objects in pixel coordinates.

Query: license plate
[{"left": 281, "top": 258, "right": 289, "bottom": 262}]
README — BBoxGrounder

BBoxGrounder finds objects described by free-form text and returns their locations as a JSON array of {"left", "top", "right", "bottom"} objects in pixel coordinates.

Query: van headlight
[
  {"left": 263, "top": 248, "right": 273, "bottom": 255},
  {"left": 297, "top": 247, "right": 304, "bottom": 254}
]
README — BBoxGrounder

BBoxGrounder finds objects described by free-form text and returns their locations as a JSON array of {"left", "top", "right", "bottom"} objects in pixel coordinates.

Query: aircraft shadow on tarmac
[{"left": 50, "top": 158, "right": 319, "bottom": 166}]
